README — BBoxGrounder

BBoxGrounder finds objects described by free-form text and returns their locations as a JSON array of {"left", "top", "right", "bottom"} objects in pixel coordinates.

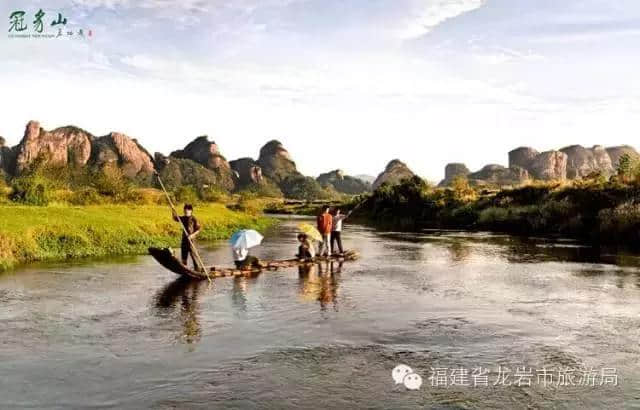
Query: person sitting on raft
[
  {"left": 172, "top": 203, "right": 202, "bottom": 270},
  {"left": 296, "top": 233, "right": 316, "bottom": 259},
  {"left": 232, "top": 246, "right": 263, "bottom": 270}
]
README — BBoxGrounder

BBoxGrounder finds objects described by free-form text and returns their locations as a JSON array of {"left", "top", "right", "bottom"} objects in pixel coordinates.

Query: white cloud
[
  {"left": 528, "top": 27, "right": 640, "bottom": 44},
  {"left": 2, "top": 0, "right": 640, "bottom": 181},
  {"left": 396, "top": 0, "right": 486, "bottom": 39},
  {"left": 472, "top": 47, "right": 544, "bottom": 65},
  {"left": 121, "top": 54, "right": 156, "bottom": 70},
  {"left": 71, "top": 0, "right": 209, "bottom": 11}
]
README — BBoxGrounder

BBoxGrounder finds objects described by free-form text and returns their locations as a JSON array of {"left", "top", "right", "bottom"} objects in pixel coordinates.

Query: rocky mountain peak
[
  {"left": 316, "top": 169, "right": 371, "bottom": 195},
  {"left": 373, "top": 159, "right": 416, "bottom": 189},
  {"left": 259, "top": 140, "right": 292, "bottom": 161},
  {"left": 444, "top": 163, "right": 470, "bottom": 180},
  {"left": 257, "top": 140, "right": 300, "bottom": 184},
  {"left": 560, "top": 144, "right": 613, "bottom": 178},
  {"left": 170, "top": 135, "right": 227, "bottom": 170},
  {"left": 230, "top": 157, "right": 264, "bottom": 187},
  {"left": 508, "top": 146, "right": 539, "bottom": 170},
  {"left": 15, "top": 120, "right": 93, "bottom": 173},
  {"left": 318, "top": 169, "right": 345, "bottom": 180},
  {"left": 0, "top": 136, "right": 14, "bottom": 176},
  {"left": 90, "top": 131, "right": 154, "bottom": 180},
  {"left": 168, "top": 135, "right": 235, "bottom": 190}
]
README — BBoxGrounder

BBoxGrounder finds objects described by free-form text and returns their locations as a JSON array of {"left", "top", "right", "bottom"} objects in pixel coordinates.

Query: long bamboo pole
[{"left": 154, "top": 172, "right": 210, "bottom": 282}]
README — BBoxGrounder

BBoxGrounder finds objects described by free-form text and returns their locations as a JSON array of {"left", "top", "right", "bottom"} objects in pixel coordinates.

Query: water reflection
[
  {"left": 232, "top": 276, "right": 250, "bottom": 313},
  {"left": 155, "top": 278, "right": 205, "bottom": 345},
  {"left": 573, "top": 267, "right": 640, "bottom": 289},
  {"left": 298, "top": 261, "right": 342, "bottom": 310},
  {"left": 447, "top": 240, "right": 472, "bottom": 263},
  {"left": 379, "top": 230, "right": 640, "bottom": 268}
]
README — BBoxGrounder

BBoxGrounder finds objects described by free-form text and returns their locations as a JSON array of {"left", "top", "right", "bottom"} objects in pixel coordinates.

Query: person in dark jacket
[{"left": 172, "top": 204, "right": 202, "bottom": 270}]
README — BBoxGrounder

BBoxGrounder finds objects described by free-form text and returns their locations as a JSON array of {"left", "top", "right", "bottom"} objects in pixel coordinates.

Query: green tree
[
  {"left": 451, "top": 175, "right": 476, "bottom": 202},
  {"left": 92, "top": 164, "right": 132, "bottom": 201},
  {"left": 10, "top": 174, "right": 54, "bottom": 205},
  {"left": 617, "top": 153, "right": 632, "bottom": 180}
]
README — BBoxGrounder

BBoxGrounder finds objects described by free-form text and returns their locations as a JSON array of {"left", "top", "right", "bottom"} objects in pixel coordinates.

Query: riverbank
[
  {"left": 354, "top": 176, "right": 640, "bottom": 247},
  {"left": 0, "top": 204, "right": 274, "bottom": 271}
]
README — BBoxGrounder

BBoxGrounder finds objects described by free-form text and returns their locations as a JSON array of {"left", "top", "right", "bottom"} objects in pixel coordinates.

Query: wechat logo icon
[{"left": 392, "top": 364, "right": 423, "bottom": 390}]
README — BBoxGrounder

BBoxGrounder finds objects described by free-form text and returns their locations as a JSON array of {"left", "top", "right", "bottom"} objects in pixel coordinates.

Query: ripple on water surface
[{"left": 0, "top": 220, "right": 639, "bottom": 409}]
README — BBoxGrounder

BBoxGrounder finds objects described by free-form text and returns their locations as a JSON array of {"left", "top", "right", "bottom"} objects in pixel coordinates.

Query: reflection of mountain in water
[{"left": 154, "top": 278, "right": 205, "bottom": 345}]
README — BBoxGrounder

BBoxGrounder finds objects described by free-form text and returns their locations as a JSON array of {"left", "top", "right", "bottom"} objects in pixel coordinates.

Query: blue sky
[{"left": 1, "top": 0, "right": 639, "bottom": 181}]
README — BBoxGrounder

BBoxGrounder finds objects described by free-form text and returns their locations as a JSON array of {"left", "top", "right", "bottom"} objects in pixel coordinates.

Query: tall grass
[{"left": 0, "top": 204, "right": 274, "bottom": 271}]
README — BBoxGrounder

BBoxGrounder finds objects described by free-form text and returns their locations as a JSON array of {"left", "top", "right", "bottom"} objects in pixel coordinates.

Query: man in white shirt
[{"left": 331, "top": 208, "right": 352, "bottom": 255}]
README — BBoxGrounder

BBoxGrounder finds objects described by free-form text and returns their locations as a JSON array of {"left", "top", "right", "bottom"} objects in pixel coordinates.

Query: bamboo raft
[{"left": 149, "top": 247, "right": 359, "bottom": 280}]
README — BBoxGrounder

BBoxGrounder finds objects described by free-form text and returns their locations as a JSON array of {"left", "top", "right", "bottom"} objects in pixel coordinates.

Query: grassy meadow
[{"left": 0, "top": 203, "right": 274, "bottom": 271}]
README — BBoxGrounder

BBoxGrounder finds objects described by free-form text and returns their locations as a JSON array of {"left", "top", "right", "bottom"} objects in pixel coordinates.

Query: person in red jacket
[{"left": 316, "top": 205, "right": 333, "bottom": 257}]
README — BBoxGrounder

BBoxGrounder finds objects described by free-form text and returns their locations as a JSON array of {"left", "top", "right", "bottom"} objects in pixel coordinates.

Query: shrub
[
  {"left": 478, "top": 207, "right": 510, "bottom": 226},
  {"left": 598, "top": 201, "right": 640, "bottom": 243},
  {"left": 616, "top": 153, "right": 633, "bottom": 181},
  {"left": 236, "top": 197, "right": 263, "bottom": 215},
  {"left": 450, "top": 176, "right": 476, "bottom": 203},
  {"left": 238, "top": 181, "right": 283, "bottom": 198},
  {"left": 92, "top": 165, "right": 132, "bottom": 201},
  {"left": 280, "top": 175, "right": 334, "bottom": 200},
  {"left": 69, "top": 188, "right": 105, "bottom": 205},
  {"left": 493, "top": 183, "right": 555, "bottom": 206},
  {"left": 477, "top": 206, "right": 537, "bottom": 232},
  {"left": 174, "top": 185, "right": 198, "bottom": 204},
  {"left": 199, "top": 186, "right": 230, "bottom": 203},
  {"left": 449, "top": 205, "right": 479, "bottom": 227},
  {"left": 124, "top": 188, "right": 165, "bottom": 205},
  {"left": 10, "top": 174, "right": 54, "bottom": 205},
  {"left": 0, "top": 177, "right": 10, "bottom": 203},
  {"left": 50, "top": 189, "right": 75, "bottom": 204},
  {"left": 536, "top": 198, "right": 575, "bottom": 230}
]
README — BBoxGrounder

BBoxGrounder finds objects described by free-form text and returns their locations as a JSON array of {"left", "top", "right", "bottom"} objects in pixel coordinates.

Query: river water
[{"left": 1, "top": 217, "right": 639, "bottom": 409}]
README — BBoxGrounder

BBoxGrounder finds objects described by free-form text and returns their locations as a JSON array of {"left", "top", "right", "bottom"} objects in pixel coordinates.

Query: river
[{"left": 1, "top": 217, "right": 639, "bottom": 409}]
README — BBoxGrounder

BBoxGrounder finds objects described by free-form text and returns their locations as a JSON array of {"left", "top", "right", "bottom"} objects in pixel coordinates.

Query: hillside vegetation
[{"left": 358, "top": 155, "right": 640, "bottom": 246}]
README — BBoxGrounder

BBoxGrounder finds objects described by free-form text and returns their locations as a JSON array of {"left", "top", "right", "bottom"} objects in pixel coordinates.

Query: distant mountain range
[
  {"left": 439, "top": 145, "right": 640, "bottom": 187},
  {"left": 354, "top": 174, "right": 375, "bottom": 184},
  {"left": 0, "top": 121, "right": 417, "bottom": 199},
  {"left": 3, "top": 121, "right": 635, "bottom": 199}
]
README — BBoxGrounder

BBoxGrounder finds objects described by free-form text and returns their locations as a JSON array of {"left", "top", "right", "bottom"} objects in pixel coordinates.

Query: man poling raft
[{"left": 148, "top": 172, "right": 360, "bottom": 281}]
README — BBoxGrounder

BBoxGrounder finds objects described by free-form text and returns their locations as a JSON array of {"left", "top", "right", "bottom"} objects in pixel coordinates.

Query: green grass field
[{"left": 0, "top": 204, "right": 274, "bottom": 271}]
